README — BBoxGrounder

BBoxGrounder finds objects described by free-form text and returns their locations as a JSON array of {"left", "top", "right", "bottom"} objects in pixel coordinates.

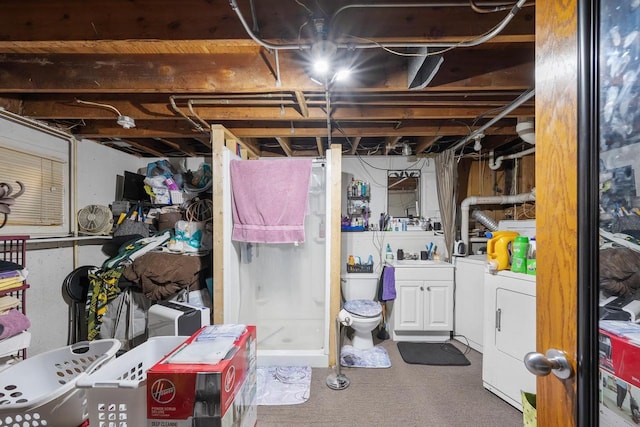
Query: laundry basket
[
  {"left": 76, "top": 335, "right": 188, "bottom": 425},
  {"left": 0, "top": 339, "right": 121, "bottom": 427}
]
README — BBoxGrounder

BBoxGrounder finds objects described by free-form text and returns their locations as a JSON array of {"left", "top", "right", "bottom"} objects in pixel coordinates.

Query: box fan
[{"left": 77, "top": 204, "right": 113, "bottom": 235}]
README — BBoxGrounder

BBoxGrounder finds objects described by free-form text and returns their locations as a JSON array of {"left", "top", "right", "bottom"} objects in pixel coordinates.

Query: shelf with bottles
[
  {"left": 346, "top": 179, "right": 370, "bottom": 200},
  {"left": 345, "top": 178, "right": 371, "bottom": 231}
]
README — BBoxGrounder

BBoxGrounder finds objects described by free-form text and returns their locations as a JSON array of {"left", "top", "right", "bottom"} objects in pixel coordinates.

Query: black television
[{"left": 121, "top": 171, "right": 150, "bottom": 203}]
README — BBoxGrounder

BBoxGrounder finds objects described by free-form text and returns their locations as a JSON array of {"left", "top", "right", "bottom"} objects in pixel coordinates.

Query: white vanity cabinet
[
  {"left": 391, "top": 263, "right": 454, "bottom": 342},
  {"left": 482, "top": 270, "right": 536, "bottom": 411}
]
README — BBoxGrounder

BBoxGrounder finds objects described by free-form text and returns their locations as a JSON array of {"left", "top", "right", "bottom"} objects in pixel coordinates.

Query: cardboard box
[
  {"left": 599, "top": 321, "right": 640, "bottom": 425},
  {"left": 147, "top": 325, "right": 257, "bottom": 427},
  {"left": 599, "top": 321, "right": 640, "bottom": 387}
]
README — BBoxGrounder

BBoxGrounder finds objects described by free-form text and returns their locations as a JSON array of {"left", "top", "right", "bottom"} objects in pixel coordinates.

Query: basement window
[
  {"left": 0, "top": 112, "right": 71, "bottom": 237},
  {"left": 0, "top": 146, "right": 65, "bottom": 227}
]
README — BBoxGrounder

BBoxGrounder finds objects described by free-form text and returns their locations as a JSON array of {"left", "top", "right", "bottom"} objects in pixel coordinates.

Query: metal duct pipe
[
  {"left": 488, "top": 146, "right": 536, "bottom": 170},
  {"left": 460, "top": 189, "right": 536, "bottom": 255},
  {"left": 471, "top": 209, "right": 499, "bottom": 231}
]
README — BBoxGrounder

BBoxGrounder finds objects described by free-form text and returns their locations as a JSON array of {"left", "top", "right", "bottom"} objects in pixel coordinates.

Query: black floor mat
[{"left": 397, "top": 342, "right": 471, "bottom": 366}]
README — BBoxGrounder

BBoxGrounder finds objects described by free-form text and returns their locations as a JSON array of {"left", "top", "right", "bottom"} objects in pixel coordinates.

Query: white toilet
[{"left": 339, "top": 272, "right": 383, "bottom": 350}]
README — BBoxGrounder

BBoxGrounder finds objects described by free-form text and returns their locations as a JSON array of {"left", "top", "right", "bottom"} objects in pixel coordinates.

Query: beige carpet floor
[{"left": 256, "top": 338, "right": 524, "bottom": 427}]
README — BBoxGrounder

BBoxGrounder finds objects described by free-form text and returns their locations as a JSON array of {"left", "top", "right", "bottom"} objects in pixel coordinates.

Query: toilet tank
[{"left": 341, "top": 272, "right": 379, "bottom": 301}]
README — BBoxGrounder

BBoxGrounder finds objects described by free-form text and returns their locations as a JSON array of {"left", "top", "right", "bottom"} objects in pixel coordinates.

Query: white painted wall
[{"left": 341, "top": 230, "right": 447, "bottom": 276}]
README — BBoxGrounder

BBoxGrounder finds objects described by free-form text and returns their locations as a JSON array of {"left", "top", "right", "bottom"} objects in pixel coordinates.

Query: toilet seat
[{"left": 343, "top": 299, "right": 382, "bottom": 318}]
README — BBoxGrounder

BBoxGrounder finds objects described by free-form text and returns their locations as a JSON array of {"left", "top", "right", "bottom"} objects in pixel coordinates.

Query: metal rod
[
  {"left": 451, "top": 88, "right": 535, "bottom": 152},
  {"left": 325, "top": 83, "right": 332, "bottom": 150},
  {"left": 229, "top": 0, "right": 527, "bottom": 50},
  {"left": 326, "top": 316, "right": 350, "bottom": 390}
]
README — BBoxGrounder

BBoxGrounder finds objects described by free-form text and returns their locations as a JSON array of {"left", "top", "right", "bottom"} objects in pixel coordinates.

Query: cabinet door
[
  {"left": 394, "top": 280, "right": 424, "bottom": 330},
  {"left": 425, "top": 280, "right": 453, "bottom": 330}
]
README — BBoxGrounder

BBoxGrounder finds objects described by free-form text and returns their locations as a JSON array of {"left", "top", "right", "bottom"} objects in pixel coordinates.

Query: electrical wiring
[
  {"left": 294, "top": 0, "right": 313, "bottom": 15},
  {"left": 75, "top": 99, "right": 123, "bottom": 116},
  {"left": 334, "top": 0, "right": 529, "bottom": 59},
  {"left": 370, "top": 229, "right": 387, "bottom": 271}
]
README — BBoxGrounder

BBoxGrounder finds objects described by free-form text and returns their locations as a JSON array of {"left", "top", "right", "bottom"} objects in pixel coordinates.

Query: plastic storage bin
[
  {"left": 76, "top": 335, "right": 188, "bottom": 426},
  {"left": 0, "top": 339, "right": 121, "bottom": 427}
]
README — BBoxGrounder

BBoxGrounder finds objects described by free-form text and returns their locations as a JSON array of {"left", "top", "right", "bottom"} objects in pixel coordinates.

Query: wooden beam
[
  {"left": 415, "top": 136, "right": 442, "bottom": 155},
  {"left": 0, "top": 1, "right": 534, "bottom": 43},
  {"left": 115, "top": 139, "right": 165, "bottom": 157},
  {"left": 211, "top": 126, "right": 225, "bottom": 325},
  {"left": 0, "top": 40, "right": 262, "bottom": 55},
  {"left": 0, "top": 50, "right": 534, "bottom": 93},
  {"left": 73, "top": 120, "right": 518, "bottom": 139},
  {"left": 275, "top": 137, "right": 293, "bottom": 157},
  {"left": 22, "top": 99, "right": 535, "bottom": 122},
  {"left": 316, "top": 137, "right": 324, "bottom": 157},
  {"left": 295, "top": 91, "right": 309, "bottom": 118},
  {"left": 384, "top": 136, "right": 402, "bottom": 155},
  {"left": 152, "top": 137, "right": 198, "bottom": 157},
  {"left": 350, "top": 136, "right": 362, "bottom": 155},
  {"left": 329, "top": 144, "right": 342, "bottom": 367}
]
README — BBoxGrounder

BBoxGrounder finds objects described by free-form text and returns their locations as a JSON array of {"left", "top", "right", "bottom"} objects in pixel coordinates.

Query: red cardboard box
[
  {"left": 147, "top": 325, "right": 257, "bottom": 427},
  {"left": 599, "top": 321, "right": 640, "bottom": 387}
]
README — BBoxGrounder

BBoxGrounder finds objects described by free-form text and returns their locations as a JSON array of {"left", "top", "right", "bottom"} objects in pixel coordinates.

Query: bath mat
[
  {"left": 340, "top": 344, "right": 391, "bottom": 368},
  {"left": 397, "top": 342, "right": 470, "bottom": 366},
  {"left": 256, "top": 366, "right": 311, "bottom": 405}
]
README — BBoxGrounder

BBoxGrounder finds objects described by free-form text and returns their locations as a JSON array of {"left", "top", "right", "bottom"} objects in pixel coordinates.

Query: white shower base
[{"left": 255, "top": 319, "right": 328, "bottom": 368}]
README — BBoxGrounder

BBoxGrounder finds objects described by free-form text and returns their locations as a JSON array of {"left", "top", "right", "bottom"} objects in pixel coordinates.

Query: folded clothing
[
  {"left": 0, "top": 308, "right": 30, "bottom": 340},
  {"left": 0, "top": 261, "right": 23, "bottom": 273}
]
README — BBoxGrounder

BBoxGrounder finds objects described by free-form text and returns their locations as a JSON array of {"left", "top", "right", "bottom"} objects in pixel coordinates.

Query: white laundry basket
[
  {"left": 0, "top": 339, "right": 121, "bottom": 427},
  {"left": 76, "top": 335, "right": 188, "bottom": 425}
]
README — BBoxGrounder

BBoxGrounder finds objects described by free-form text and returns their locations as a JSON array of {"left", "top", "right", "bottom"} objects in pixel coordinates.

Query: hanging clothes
[{"left": 85, "top": 267, "right": 124, "bottom": 341}]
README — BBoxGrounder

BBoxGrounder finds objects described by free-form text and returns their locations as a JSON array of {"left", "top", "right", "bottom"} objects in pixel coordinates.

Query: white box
[{"left": 148, "top": 301, "right": 210, "bottom": 337}]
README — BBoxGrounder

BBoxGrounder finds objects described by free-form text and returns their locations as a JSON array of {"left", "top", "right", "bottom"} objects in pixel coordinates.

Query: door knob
[{"left": 524, "top": 349, "right": 573, "bottom": 380}]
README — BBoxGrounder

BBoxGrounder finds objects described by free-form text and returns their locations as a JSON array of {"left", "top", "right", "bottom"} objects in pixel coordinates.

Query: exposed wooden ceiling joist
[{"left": 0, "top": 0, "right": 536, "bottom": 157}]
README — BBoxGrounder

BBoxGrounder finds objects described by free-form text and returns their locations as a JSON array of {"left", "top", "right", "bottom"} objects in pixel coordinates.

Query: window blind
[{"left": 0, "top": 146, "right": 64, "bottom": 226}]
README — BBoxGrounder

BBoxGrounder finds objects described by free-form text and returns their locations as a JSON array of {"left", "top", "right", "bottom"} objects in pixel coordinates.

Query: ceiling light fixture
[
  {"left": 76, "top": 99, "right": 136, "bottom": 129},
  {"left": 307, "top": 19, "right": 352, "bottom": 86}
]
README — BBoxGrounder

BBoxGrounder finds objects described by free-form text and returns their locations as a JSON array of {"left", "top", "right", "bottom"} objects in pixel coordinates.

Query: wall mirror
[{"left": 387, "top": 169, "right": 420, "bottom": 217}]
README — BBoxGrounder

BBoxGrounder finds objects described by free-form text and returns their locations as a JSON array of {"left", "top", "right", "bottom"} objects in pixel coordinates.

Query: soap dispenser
[{"left": 385, "top": 243, "right": 394, "bottom": 261}]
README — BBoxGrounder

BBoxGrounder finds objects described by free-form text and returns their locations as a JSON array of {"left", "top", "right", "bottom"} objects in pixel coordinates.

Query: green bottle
[{"left": 510, "top": 236, "right": 529, "bottom": 273}]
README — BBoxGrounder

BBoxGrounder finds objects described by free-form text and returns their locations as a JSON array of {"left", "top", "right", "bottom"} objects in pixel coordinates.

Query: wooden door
[{"left": 535, "top": 0, "right": 579, "bottom": 424}]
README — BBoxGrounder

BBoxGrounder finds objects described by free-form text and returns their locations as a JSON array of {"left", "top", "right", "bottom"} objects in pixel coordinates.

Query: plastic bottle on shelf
[
  {"left": 385, "top": 243, "right": 394, "bottom": 261},
  {"left": 526, "top": 238, "right": 537, "bottom": 275}
]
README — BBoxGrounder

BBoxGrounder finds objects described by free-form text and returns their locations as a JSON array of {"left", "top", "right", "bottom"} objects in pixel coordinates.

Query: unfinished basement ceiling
[{"left": 0, "top": 0, "right": 535, "bottom": 158}]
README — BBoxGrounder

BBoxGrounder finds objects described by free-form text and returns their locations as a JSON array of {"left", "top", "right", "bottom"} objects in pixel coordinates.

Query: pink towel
[
  {"left": 0, "top": 309, "right": 30, "bottom": 340},
  {"left": 230, "top": 159, "right": 312, "bottom": 243}
]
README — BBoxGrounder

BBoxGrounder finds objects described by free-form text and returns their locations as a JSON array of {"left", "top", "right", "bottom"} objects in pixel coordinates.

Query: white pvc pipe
[
  {"left": 460, "top": 189, "right": 536, "bottom": 255},
  {"left": 488, "top": 146, "right": 536, "bottom": 170}
]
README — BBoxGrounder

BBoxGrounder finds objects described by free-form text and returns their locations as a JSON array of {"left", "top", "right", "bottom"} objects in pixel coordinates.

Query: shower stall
[{"left": 222, "top": 152, "right": 332, "bottom": 367}]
